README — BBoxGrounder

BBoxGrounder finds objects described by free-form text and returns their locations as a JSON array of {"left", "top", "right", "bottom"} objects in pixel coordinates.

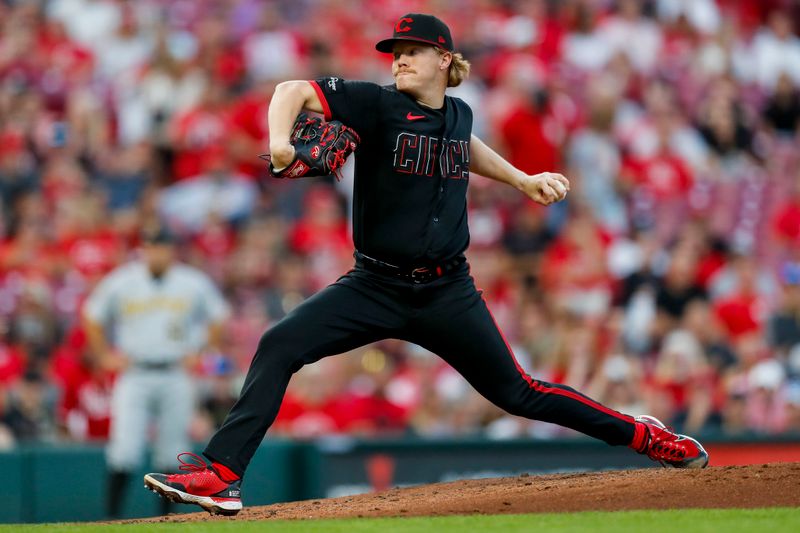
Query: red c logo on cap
[{"left": 395, "top": 17, "right": 413, "bottom": 33}]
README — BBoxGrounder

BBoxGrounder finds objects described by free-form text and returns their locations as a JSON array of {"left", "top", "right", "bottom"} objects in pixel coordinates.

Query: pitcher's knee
[
  {"left": 255, "top": 323, "right": 315, "bottom": 373},
  {"left": 491, "top": 391, "right": 535, "bottom": 418}
]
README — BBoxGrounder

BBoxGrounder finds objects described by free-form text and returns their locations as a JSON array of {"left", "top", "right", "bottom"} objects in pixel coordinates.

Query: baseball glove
[{"left": 260, "top": 113, "right": 360, "bottom": 180}]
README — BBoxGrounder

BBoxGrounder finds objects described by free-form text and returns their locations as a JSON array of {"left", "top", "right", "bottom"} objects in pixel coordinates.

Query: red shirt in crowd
[
  {"left": 273, "top": 391, "right": 407, "bottom": 436},
  {"left": 621, "top": 153, "right": 694, "bottom": 200},
  {"left": 272, "top": 392, "right": 340, "bottom": 437},
  {"left": 499, "top": 104, "right": 559, "bottom": 175},
  {"left": 773, "top": 197, "right": 800, "bottom": 244},
  {"left": 227, "top": 90, "right": 270, "bottom": 178},
  {"left": 55, "top": 230, "right": 122, "bottom": 278},
  {"left": 50, "top": 328, "right": 113, "bottom": 440},
  {"left": 713, "top": 294, "right": 762, "bottom": 339},
  {"left": 171, "top": 105, "right": 231, "bottom": 180},
  {"left": 0, "top": 343, "right": 25, "bottom": 385},
  {"left": 695, "top": 250, "right": 727, "bottom": 289},
  {"left": 539, "top": 220, "right": 613, "bottom": 291},
  {"left": 288, "top": 187, "right": 352, "bottom": 257}
]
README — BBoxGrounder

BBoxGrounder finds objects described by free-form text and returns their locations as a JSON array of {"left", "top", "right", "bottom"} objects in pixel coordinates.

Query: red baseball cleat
[
  {"left": 635, "top": 415, "right": 709, "bottom": 469},
  {"left": 144, "top": 453, "right": 242, "bottom": 516}
]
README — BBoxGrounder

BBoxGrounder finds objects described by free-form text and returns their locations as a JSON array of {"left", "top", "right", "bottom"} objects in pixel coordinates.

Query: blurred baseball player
[
  {"left": 84, "top": 226, "right": 230, "bottom": 517},
  {"left": 144, "top": 13, "right": 708, "bottom": 516}
]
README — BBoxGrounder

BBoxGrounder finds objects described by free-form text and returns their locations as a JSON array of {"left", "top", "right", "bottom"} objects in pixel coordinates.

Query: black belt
[
  {"left": 132, "top": 360, "right": 180, "bottom": 371},
  {"left": 354, "top": 251, "right": 466, "bottom": 284}
]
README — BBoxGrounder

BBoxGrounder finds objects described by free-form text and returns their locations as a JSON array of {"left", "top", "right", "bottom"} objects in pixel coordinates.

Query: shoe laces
[
  {"left": 167, "top": 452, "right": 217, "bottom": 482},
  {"left": 647, "top": 424, "right": 687, "bottom": 460}
]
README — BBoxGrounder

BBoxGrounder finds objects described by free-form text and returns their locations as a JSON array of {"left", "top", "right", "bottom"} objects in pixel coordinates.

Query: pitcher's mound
[{"left": 135, "top": 463, "right": 800, "bottom": 523}]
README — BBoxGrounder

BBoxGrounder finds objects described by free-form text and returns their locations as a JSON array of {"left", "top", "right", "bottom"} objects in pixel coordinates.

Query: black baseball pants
[{"left": 204, "top": 264, "right": 637, "bottom": 476}]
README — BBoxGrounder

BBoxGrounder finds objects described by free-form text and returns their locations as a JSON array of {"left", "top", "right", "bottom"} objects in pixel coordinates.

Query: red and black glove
[{"left": 261, "top": 113, "right": 360, "bottom": 180}]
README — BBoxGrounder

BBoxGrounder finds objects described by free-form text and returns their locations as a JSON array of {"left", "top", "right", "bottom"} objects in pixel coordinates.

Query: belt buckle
[{"left": 411, "top": 267, "right": 430, "bottom": 284}]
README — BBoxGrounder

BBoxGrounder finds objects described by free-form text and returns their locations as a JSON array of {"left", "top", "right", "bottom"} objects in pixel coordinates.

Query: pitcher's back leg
[{"left": 409, "top": 277, "right": 637, "bottom": 446}]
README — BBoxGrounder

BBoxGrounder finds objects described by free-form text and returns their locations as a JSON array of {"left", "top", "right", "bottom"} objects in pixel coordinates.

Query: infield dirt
[{"left": 134, "top": 463, "right": 799, "bottom": 523}]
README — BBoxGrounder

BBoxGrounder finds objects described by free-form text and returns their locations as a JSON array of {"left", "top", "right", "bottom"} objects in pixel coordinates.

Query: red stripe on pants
[{"left": 483, "top": 298, "right": 634, "bottom": 425}]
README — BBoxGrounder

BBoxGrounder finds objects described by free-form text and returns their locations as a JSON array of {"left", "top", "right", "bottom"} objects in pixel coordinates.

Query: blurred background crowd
[{"left": 1, "top": 0, "right": 800, "bottom": 450}]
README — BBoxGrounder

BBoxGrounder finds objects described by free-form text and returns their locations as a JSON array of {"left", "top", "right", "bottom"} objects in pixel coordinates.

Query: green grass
[{"left": 3, "top": 508, "right": 799, "bottom": 532}]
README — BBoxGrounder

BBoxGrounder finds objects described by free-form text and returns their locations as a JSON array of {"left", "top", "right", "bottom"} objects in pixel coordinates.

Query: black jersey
[{"left": 311, "top": 77, "right": 473, "bottom": 266}]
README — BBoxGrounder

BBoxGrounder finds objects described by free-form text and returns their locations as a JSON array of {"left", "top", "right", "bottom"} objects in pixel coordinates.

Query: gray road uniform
[{"left": 83, "top": 261, "right": 230, "bottom": 471}]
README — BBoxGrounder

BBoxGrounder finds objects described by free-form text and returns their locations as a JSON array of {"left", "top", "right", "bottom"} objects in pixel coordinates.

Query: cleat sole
[{"left": 143, "top": 474, "right": 242, "bottom": 516}]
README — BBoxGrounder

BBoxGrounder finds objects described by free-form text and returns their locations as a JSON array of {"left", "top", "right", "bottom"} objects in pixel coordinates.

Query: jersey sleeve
[
  {"left": 195, "top": 273, "right": 231, "bottom": 324},
  {"left": 83, "top": 270, "right": 121, "bottom": 323},
  {"left": 309, "top": 77, "right": 381, "bottom": 138}
]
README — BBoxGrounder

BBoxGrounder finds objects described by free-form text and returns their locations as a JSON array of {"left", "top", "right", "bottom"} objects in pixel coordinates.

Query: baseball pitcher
[{"left": 143, "top": 13, "right": 708, "bottom": 516}]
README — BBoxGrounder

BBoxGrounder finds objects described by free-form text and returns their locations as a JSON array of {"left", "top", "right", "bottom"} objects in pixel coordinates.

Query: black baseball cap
[{"left": 375, "top": 13, "right": 454, "bottom": 53}]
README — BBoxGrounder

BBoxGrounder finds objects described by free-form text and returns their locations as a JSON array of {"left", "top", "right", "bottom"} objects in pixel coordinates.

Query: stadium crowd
[{"left": 1, "top": 0, "right": 800, "bottom": 449}]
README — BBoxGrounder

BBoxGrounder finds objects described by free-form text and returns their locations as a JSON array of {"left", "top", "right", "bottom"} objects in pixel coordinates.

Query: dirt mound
[{"left": 136, "top": 463, "right": 800, "bottom": 523}]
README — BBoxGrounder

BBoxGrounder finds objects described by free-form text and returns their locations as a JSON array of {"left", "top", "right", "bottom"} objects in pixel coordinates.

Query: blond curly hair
[{"left": 437, "top": 49, "right": 471, "bottom": 87}]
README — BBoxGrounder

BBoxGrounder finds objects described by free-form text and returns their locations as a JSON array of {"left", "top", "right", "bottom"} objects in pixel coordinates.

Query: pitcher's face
[{"left": 392, "top": 42, "right": 449, "bottom": 95}]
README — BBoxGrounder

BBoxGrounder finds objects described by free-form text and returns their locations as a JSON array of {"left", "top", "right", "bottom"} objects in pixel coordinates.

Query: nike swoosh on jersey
[{"left": 406, "top": 112, "right": 426, "bottom": 121}]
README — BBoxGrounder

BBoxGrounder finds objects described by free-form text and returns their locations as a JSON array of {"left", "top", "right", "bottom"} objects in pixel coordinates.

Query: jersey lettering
[
  {"left": 393, "top": 132, "right": 469, "bottom": 179},
  {"left": 419, "top": 136, "right": 434, "bottom": 176},
  {"left": 121, "top": 296, "right": 190, "bottom": 316},
  {"left": 443, "top": 140, "right": 470, "bottom": 179},
  {"left": 393, "top": 133, "right": 420, "bottom": 174}
]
